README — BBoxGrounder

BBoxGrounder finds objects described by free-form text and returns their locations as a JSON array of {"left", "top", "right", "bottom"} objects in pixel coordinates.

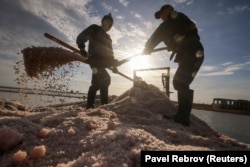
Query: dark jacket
[
  {"left": 144, "top": 11, "right": 202, "bottom": 62},
  {"left": 76, "top": 24, "right": 116, "bottom": 67}
]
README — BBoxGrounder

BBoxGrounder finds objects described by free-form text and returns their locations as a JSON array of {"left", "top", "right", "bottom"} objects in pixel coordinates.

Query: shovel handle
[
  {"left": 118, "top": 47, "right": 168, "bottom": 66},
  {"left": 44, "top": 33, "right": 81, "bottom": 54},
  {"left": 44, "top": 33, "right": 133, "bottom": 81}
]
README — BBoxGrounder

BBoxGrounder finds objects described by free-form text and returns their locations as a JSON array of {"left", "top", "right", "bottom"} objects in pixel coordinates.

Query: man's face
[{"left": 102, "top": 19, "right": 113, "bottom": 32}]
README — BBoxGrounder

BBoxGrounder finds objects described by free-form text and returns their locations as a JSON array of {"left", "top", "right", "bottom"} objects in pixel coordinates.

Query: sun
[
  {"left": 120, "top": 47, "right": 152, "bottom": 70},
  {"left": 128, "top": 55, "right": 151, "bottom": 70}
]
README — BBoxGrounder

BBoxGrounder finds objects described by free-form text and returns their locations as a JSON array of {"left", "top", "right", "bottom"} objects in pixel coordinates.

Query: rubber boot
[
  {"left": 100, "top": 86, "right": 109, "bottom": 105},
  {"left": 173, "top": 89, "right": 194, "bottom": 126},
  {"left": 86, "top": 86, "right": 97, "bottom": 109}
]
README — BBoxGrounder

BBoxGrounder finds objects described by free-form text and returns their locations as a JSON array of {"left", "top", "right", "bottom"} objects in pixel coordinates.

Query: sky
[{"left": 0, "top": 0, "right": 250, "bottom": 104}]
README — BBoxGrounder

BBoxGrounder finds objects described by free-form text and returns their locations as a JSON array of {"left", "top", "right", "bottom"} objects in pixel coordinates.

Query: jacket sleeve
[
  {"left": 144, "top": 22, "right": 169, "bottom": 52},
  {"left": 76, "top": 25, "right": 96, "bottom": 49}
]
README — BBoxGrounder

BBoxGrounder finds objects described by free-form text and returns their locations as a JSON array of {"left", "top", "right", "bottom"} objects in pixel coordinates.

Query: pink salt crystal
[
  {"left": 156, "top": 114, "right": 163, "bottom": 120},
  {"left": 110, "top": 112, "right": 117, "bottom": 119},
  {"left": 56, "top": 164, "right": 66, "bottom": 167},
  {"left": 12, "top": 150, "right": 27, "bottom": 163},
  {"left": 67, "top": 127, "right": 76, "bottom": 136},
  {"left": 38, "top": 128, "right": 51, "bottom": 138},
  {"left": 0, "top": 126, "right": 23, "bottom": 151},
  {"left": 30, "top": 145, "right": 46, "bottom": 159},
  {"left": 107, "top": 120, "right": 115, "bottom": 130},
  {"left": 86, "top": 121, "right": 97, "bottom": 130}
]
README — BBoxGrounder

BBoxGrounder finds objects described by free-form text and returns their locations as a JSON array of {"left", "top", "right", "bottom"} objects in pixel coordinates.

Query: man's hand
[
  {"left": 80, "top": 48, "right": 88, "bottom": 57},
  {"left": 142, "top": 47, "right": 152, "bottom": 55},
  {"left": 112, "top": 67, "right": 119, "bottom": 73}
]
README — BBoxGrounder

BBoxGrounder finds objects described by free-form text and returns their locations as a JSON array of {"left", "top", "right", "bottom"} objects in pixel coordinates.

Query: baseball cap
[{"left": 155, "top": 4, "right": 174, "bottom": 19}]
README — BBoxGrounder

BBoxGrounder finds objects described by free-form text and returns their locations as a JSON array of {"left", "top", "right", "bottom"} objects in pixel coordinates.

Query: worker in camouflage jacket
[
  {"left": 76, "top": 13, "right": 118, "bottom": 109},
  {"left": 143, "top": 5, "right": 204, "bottom": 126}
]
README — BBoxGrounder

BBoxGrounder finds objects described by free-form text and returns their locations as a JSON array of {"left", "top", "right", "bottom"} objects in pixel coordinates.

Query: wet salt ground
[{"left": 1, "top": 86, "right": 250, "bottom": 167}]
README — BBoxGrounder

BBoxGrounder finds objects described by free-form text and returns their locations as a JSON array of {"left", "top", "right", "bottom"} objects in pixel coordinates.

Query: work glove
[
  {"left": 111, "top": 58, "right": 127, "bottom": 67},
  {"left": 79, "top": 48, "right": 88, "bottom": 58},
  {"left": 142, "top": 47, "right": 152, "bottom": 55},
  {"left": 114, "top": 59, "right": 128, "bottom": 67},
  {"left": 112, "top": 67, "right": 119, "bottom": 73},
  {"left": 108, "top": 58, "right": 123, "bottom": 68}
]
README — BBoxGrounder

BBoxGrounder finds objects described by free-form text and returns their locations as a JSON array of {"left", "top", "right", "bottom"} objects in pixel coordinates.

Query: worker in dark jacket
[
  {"left": 143, "top": 5, "right": 204, "bottom": 126},
  {"left": 76, "top": 13, "right": 118, "bottom": 109}
]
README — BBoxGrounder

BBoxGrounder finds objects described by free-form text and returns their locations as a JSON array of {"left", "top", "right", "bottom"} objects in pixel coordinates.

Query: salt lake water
[
  {"left": 192, "top": 109, "right": 250, "bottom": 144},
  {"left": 0, "top": 91, "right": 84, "bottom": 107}
]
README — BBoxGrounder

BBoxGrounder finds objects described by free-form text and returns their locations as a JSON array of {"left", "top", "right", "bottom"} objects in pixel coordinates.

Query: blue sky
[{"left": 0, "top": 0, "right": 250, "bottom": 104}]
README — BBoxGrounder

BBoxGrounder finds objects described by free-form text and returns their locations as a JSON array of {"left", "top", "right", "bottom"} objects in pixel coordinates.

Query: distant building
[{"left": 213, "top": 98, "right": 250, "bottom": 111}]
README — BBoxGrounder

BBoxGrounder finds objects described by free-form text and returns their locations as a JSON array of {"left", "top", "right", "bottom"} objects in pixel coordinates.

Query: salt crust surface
[{"left": 1, "top": 86, "right": 250, "bottom": 167}]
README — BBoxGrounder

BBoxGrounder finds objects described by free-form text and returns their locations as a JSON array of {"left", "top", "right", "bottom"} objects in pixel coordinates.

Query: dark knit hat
[
  {"left": 155, "top": 4, "right": 174, "bottom": 19},
  {"left": 102, "top": 13, "right": 113, "bottom": 22}
]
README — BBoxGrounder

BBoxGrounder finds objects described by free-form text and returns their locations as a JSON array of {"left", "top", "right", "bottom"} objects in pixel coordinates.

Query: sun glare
[
  {"left": 120, "top": 47, "right": 153, "bottom": 71},
  {"left": 128, "top": 55, "right": 151, "bottom": 70}
]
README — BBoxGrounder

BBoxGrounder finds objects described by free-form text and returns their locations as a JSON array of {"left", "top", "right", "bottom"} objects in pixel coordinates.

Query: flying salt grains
[
  {"left": 22, "top": 46, "right": 87, "bottom": 78},
  {"left": 16, "top": 46, "right": 87, "bottom": 105},
  {"left": 30, "top": 145, "right": 46, "bottom": 159}
]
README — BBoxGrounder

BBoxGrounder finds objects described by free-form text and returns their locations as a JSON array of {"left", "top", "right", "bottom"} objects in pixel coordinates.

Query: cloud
[
  {"left": 120, "top": 23, "right": 146, "bottom": 38},
  {"left": 227, "top": 5, "right": 250, "bottom": 14},
  {"left": 201, "top": 63, "right": 246, "bottom": 76},
  {"left": 0, "top": 0, "right": 103, "bottom": 90},
  {"left": 116, "top": 15, "right": 125, "bottom": 20},
  {"left": 102, "top": 2, "right": 115, "bottom": 12},
  {"left": 218, "top": 5, "right": 250, "bottom": 15},
  {"left": 201, "top": 65, "right": 218, "bottom": 72},
  {"left": 201, "top": 71, "right": 232, "bottom": 77},
  {"left": 243, "top": 55, "right": 250, "bottom": 60},
  {"left": 109, "top": 26, "right": 123, "bottom": 45},
  {"left": 174, "top": 0, "right": 188, "bottom": 3},
  {"left": 143, "top": 21, "right": 153, "bottom": 29},
  {"left": 174, "top": 0, "right": 194, "bottom": 5},
  {"left": 0, "top": 0, "right": 66, "bottom": 57},
  {"left": 18, "top": 0, "right": 93, "bottom": 40},
  {"left": 224, "top": 63, "right": 245, "bottom": 73},
  {"left": 130, "top": 11, "right": 142, "bottom": 19},
  {"left": 119, "top": 0, "right": 129, "bottom": 7},
  {"left": 186, "top": 0, "right": 194, "bottom": 5},
  {"left": 221, "top": 61, "right": 233, "bottom": 66}
]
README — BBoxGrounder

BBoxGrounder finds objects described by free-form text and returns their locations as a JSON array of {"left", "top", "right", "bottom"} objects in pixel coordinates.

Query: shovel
[{"left": 44, "top": 33, "right": 133, "bottom": 81}]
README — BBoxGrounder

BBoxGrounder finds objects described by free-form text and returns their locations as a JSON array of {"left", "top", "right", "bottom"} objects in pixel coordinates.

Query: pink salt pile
[{"left": 0, "top": 85, "right": 250, "bottom": 167}]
